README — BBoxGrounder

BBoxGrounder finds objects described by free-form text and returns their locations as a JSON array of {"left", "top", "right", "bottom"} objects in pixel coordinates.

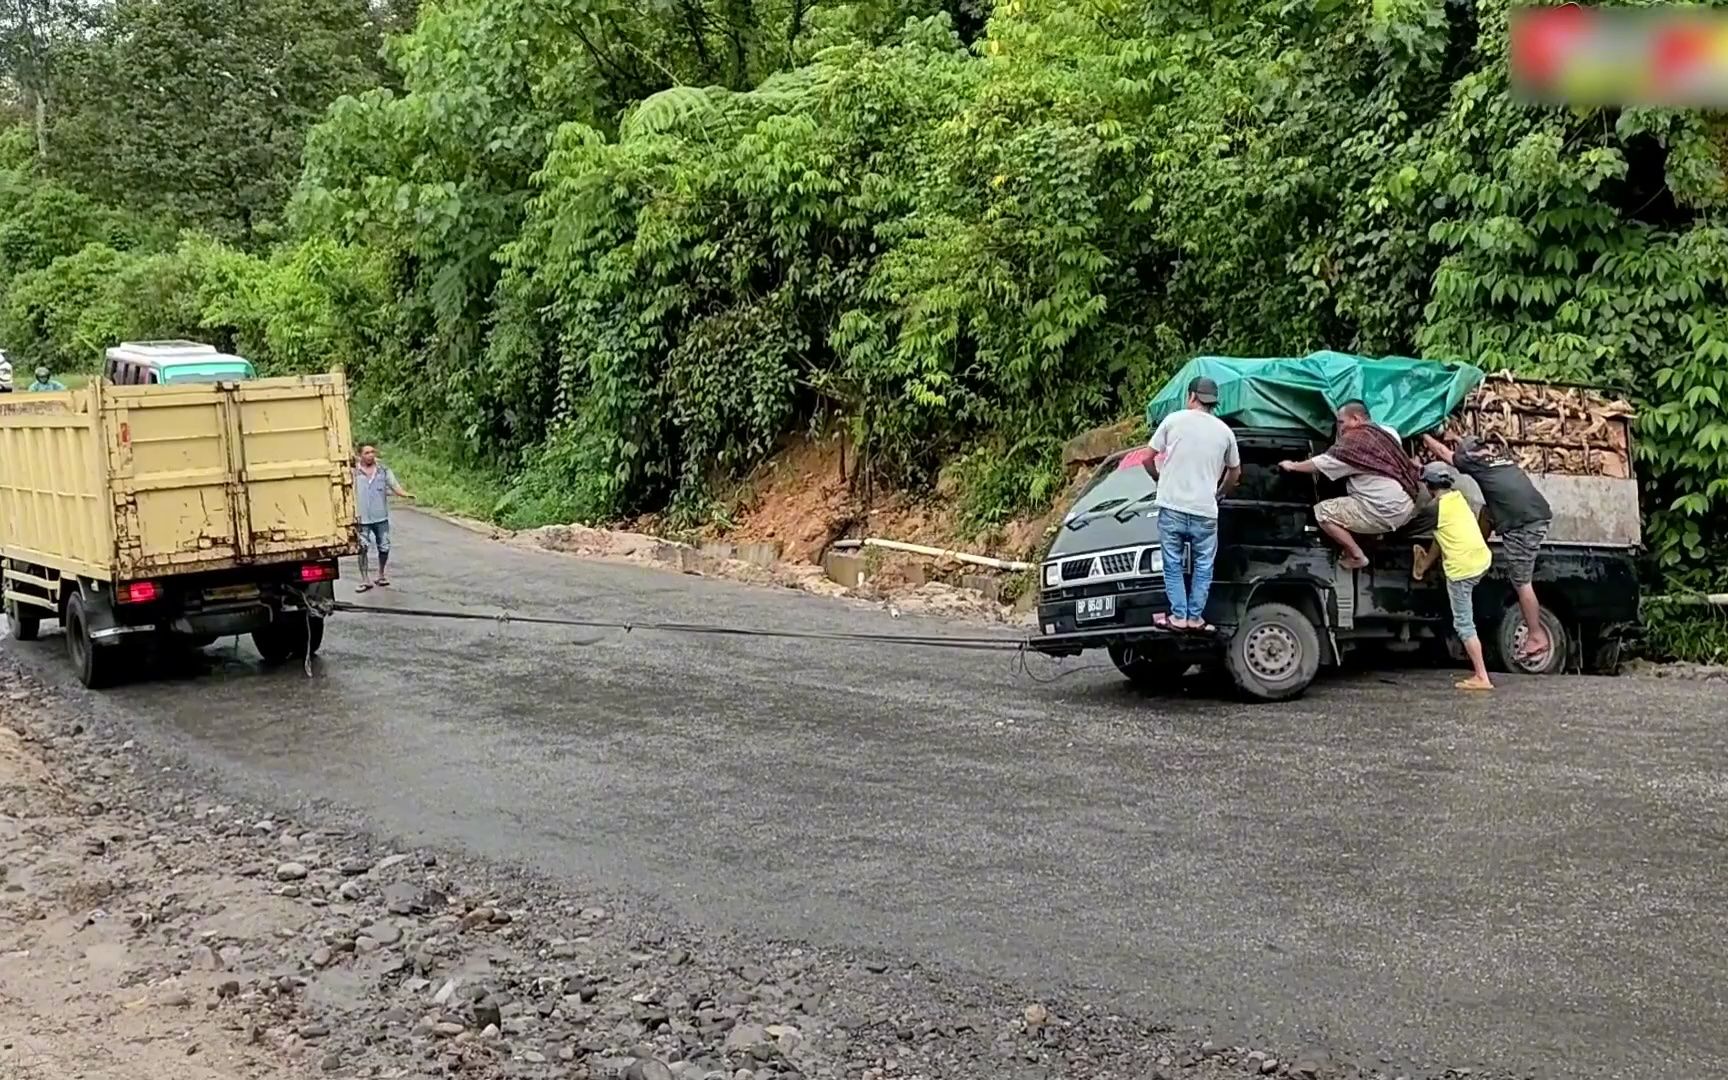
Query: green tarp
[{"left": 1146, "top": 351, "right": 1485, "bottom": 439}]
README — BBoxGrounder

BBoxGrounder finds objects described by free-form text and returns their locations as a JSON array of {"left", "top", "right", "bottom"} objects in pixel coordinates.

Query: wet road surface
[{"left": 7, "top": 509, "right": 1727, "bottom": 1078}]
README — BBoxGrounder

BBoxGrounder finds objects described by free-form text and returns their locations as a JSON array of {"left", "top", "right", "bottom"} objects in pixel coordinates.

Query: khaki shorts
[{"left": 1315, "top": 495, "right": 1408, "bottom": 535}]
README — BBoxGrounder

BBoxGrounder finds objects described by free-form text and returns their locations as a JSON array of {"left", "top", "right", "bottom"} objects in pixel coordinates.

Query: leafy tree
[
  {"left": 0, "top": 174, "right": 138, "bottom": 279},
  {"left": 0, "top": 0, "right": 102, "bottom": 156},
  {"left": 45, "top": 0, "right": 389, "bottom": 242},
  {"left": 1, "top": 241, "right": 129, "bottom": 367}
]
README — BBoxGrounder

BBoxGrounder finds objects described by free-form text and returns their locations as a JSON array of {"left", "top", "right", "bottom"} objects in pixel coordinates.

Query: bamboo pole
[{"left": 828, "top": 537, "right": 1033, "bottom": 573}]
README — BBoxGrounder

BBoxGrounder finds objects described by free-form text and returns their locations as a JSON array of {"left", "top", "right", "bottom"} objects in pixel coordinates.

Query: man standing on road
[
  {"left": 1420, "top": 461, "right": 1495, "bottom": 691},
  {"left": 1423, "top": 432, "right": 1554, "bottom": 663},
  {"left": 1145, "top": 376, "right": 1241, "bottom": 632},
  {"left": 27, "top": 366, "right": 65, "bottom": 392},
  {"left": 354, "top": 443, "right": 411, "bottom": 592},
  {"left": 1277, "top": 401, "right": 1419, "bottom": 569}
]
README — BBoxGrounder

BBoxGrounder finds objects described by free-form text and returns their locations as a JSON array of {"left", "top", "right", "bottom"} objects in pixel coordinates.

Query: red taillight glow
[
  {"left": 299, "top": 563, "right": 336, "bottom": 583},
  {"left": 119, "top": 581, "right": 159, "bottom": 604}
]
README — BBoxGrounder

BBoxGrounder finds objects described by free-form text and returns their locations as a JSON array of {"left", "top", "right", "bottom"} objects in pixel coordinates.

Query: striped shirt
[{"left": 354, "top": 465, "right": 398, "bottom": 525}]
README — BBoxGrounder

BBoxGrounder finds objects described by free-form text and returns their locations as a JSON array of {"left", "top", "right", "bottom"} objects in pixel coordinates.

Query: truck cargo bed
[{"left": 0, "top": 373, "right": 359, "bottom": 581}]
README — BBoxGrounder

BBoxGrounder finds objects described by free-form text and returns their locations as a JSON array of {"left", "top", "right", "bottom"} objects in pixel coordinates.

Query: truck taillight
[
  {"left": 118, "top": 581, "right": 159, "bottom": 604},
  {"left": 299, "top": 563, "right": 336, "bottom": 583}
]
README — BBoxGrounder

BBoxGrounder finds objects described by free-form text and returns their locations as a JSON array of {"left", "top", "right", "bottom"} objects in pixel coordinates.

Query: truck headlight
[{"left": 1044, "top": 562, "right": 1060, "bottom": 587}]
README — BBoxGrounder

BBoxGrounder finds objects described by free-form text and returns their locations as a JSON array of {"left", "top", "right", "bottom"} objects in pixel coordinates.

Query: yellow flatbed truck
[{"left": 0, "top": 372, "right": 360, "bottom": 687}]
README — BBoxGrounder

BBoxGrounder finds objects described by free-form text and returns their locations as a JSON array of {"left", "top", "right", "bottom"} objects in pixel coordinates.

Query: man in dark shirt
[{"left": 1422, "top": 432, "right": 1554, "bottom": 662}]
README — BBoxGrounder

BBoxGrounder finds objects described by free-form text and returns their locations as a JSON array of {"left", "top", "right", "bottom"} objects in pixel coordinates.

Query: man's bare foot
[
  {"left": 1516, "top": 634, "right": 1551, "bottom": 661},
  {"left": 1341, "top": 554, "right": 1369, "bottom": 570},
  {"left": 1455, "top": 676, "right": 1494, "bottom": 691}
]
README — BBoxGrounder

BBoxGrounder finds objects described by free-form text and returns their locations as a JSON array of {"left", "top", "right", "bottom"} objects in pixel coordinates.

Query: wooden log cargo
[{"left": 1442, "top": 373, "right": 1636, "bottom": 479}]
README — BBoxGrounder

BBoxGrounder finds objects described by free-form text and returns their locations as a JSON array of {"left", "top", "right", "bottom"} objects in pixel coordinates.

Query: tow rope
[{"left": 328, "top": 600, "right": 1029, "bottom": 653}]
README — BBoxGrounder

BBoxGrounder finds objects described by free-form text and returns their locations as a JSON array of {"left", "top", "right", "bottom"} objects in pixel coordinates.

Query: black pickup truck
[{"left": 1029, "top": 428, "right": 1640, "bottom": 701}]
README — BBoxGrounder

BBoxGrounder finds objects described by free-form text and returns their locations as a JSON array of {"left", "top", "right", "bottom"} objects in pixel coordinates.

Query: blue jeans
[
  {"left": 1158, "top": 508, "right": 1219, "bottom": 623},
  {"left": 1446, "top": 573, "right": 1483, "bottom": 642}
]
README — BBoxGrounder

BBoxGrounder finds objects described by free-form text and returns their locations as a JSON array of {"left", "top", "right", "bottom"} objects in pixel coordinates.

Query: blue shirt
[{"left": 354, "top": 465, "right": 399, "bottom": 525}]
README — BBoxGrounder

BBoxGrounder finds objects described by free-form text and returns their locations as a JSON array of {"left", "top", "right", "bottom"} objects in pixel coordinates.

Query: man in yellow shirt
[{"left": 1422, "top": 461, "right": 1494, "bottom": 691}]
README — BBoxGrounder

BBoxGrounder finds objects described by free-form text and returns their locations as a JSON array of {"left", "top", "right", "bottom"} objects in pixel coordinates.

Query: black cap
[
  {"left": 1188, "top": 376, "right": 1220, "bottom": 405},
  {"left": 1420, "top": 461, "right": 1455, "bottom": 487}
]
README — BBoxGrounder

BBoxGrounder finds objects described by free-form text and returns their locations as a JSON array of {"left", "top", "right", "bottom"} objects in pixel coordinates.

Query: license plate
[
  {"left": 205, "top": 584, "right": 259, "bottom": 601},
  {"left": 1075, "top": 595, "right": 1117, "bottom": 621}
]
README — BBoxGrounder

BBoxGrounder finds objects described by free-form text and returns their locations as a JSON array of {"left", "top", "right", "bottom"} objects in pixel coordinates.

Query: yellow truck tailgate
[{"left": 0, "top": 373, "right": 358, "bottom": 581}]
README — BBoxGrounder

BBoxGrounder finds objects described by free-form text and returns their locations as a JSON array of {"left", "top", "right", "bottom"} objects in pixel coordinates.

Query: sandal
[
  {"left": 1152, "top": 613, "right": 1175, "bottom": 631},
  {"left": 1455, "top": 676, "right": 1494, "bottom": 692},
  {"left": 374, "top": 578, "right": 391, "bottom": 587},
  {"left": 355, "top": 583, "right": 373, "bottom": 593},
  {"left": 1187, "top": 622, "right": 1218, "bottom": 635}
]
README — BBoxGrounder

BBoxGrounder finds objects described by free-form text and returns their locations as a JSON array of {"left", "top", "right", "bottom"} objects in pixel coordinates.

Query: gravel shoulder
[
  {"left": 0, "top": 688, "right": 303, "bottom": 1080},
  {"left": 0, "top": 657, "right": 1342, "bottom": 1080}
]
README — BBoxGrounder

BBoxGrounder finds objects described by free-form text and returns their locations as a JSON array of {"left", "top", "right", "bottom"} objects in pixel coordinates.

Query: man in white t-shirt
[{"left": 1145, "top": 377, "right": 1241, "bottom": 631}]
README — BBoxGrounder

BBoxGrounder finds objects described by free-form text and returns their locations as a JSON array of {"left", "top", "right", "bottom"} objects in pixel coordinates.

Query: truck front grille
[
  {"left": 1060, "top": 558, "right": 1095, "bottom": 582},
  {"left": 1098, "top": 551, "right": 1136, "bottom": 576}
]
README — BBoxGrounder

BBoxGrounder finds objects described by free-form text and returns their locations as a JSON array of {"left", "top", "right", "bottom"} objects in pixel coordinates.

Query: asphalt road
[{"left": 7, "top": 510, "right": 1726, "bottom": 1078}]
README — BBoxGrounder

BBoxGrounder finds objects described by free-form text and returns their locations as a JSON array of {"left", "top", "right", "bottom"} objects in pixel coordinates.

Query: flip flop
[
  {"left": 1152, "top": 613, "right": 1175, "bottom": 631},
  {"left": 355, "top": 583, "right": 373, "bottom": 593},
  {"left": 374, "top": 578, "right": 391, "bottom": 587},
  {"left": 1187, "top": 623, "right": 1218, "bottom": 635},
  {"left": 1455, "top": 677, "right": 1494, "bottom": 692}
]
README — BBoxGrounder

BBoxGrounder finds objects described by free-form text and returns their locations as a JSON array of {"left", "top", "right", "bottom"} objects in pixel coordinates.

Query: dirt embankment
[
  {"left": 423, "top": 428, "right": 1148, "bottom": 626},
  {"left": 708, "top": 434, "right": 1075, "bottom": 570},
  {"left": 505, "top": 434, "right": 1091, "bottom": 626}
]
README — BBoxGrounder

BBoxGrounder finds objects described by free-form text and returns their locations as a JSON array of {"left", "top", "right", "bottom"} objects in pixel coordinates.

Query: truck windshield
[
  {"left": 162, "top": 361, "right": 256, "bottom": 384},
  {"left": 1065, "top": 451, "right": 1157, "bottom": 525}
]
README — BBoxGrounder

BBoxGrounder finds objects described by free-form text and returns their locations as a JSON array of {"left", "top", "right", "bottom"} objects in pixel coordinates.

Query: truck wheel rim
[{"left": 1244, "top": 623, "right": 1300, "bottom": 682}]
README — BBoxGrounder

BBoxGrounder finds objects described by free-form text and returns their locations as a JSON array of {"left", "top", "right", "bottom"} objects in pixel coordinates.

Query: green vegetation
[
  {"left": 1642, "top": 603, "right": 1728, "bottom": 666},
  {"left": 1, "top": 0, "right": 1725, "bottom": 656}
]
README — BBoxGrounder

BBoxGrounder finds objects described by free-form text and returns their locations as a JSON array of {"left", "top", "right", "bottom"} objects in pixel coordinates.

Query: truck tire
[
  {"left": 1491, "top": 602, "right": 1569, "bottom": 676},
  {"left": 253, "top": 614, "right": 324, "bottom": 664},
  {"left": 1107, "top": 643, "right": 1191, "bottom": 689},
  {"left": 1226, "top": 601, "right": 1321, "bottom": 702},
  {"left": 64, "top": 591, "right": 124, "bottom": 689},
  {"left": 5, "top": 594, "right": 40, "bottom": 642}
]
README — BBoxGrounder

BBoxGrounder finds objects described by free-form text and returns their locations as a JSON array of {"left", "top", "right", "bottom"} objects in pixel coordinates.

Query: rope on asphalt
[{"left": 329, "top": 599, "right": 1031, "bottom": 654}]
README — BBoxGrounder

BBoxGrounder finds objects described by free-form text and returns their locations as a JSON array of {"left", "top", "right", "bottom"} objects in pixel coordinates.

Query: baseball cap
[
  {"left": 1420, "top": 461, "right": 1455, "bottom": 487},
  {"left": 1188, "top": 376, "right": 1220, "bottom": 404}
]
